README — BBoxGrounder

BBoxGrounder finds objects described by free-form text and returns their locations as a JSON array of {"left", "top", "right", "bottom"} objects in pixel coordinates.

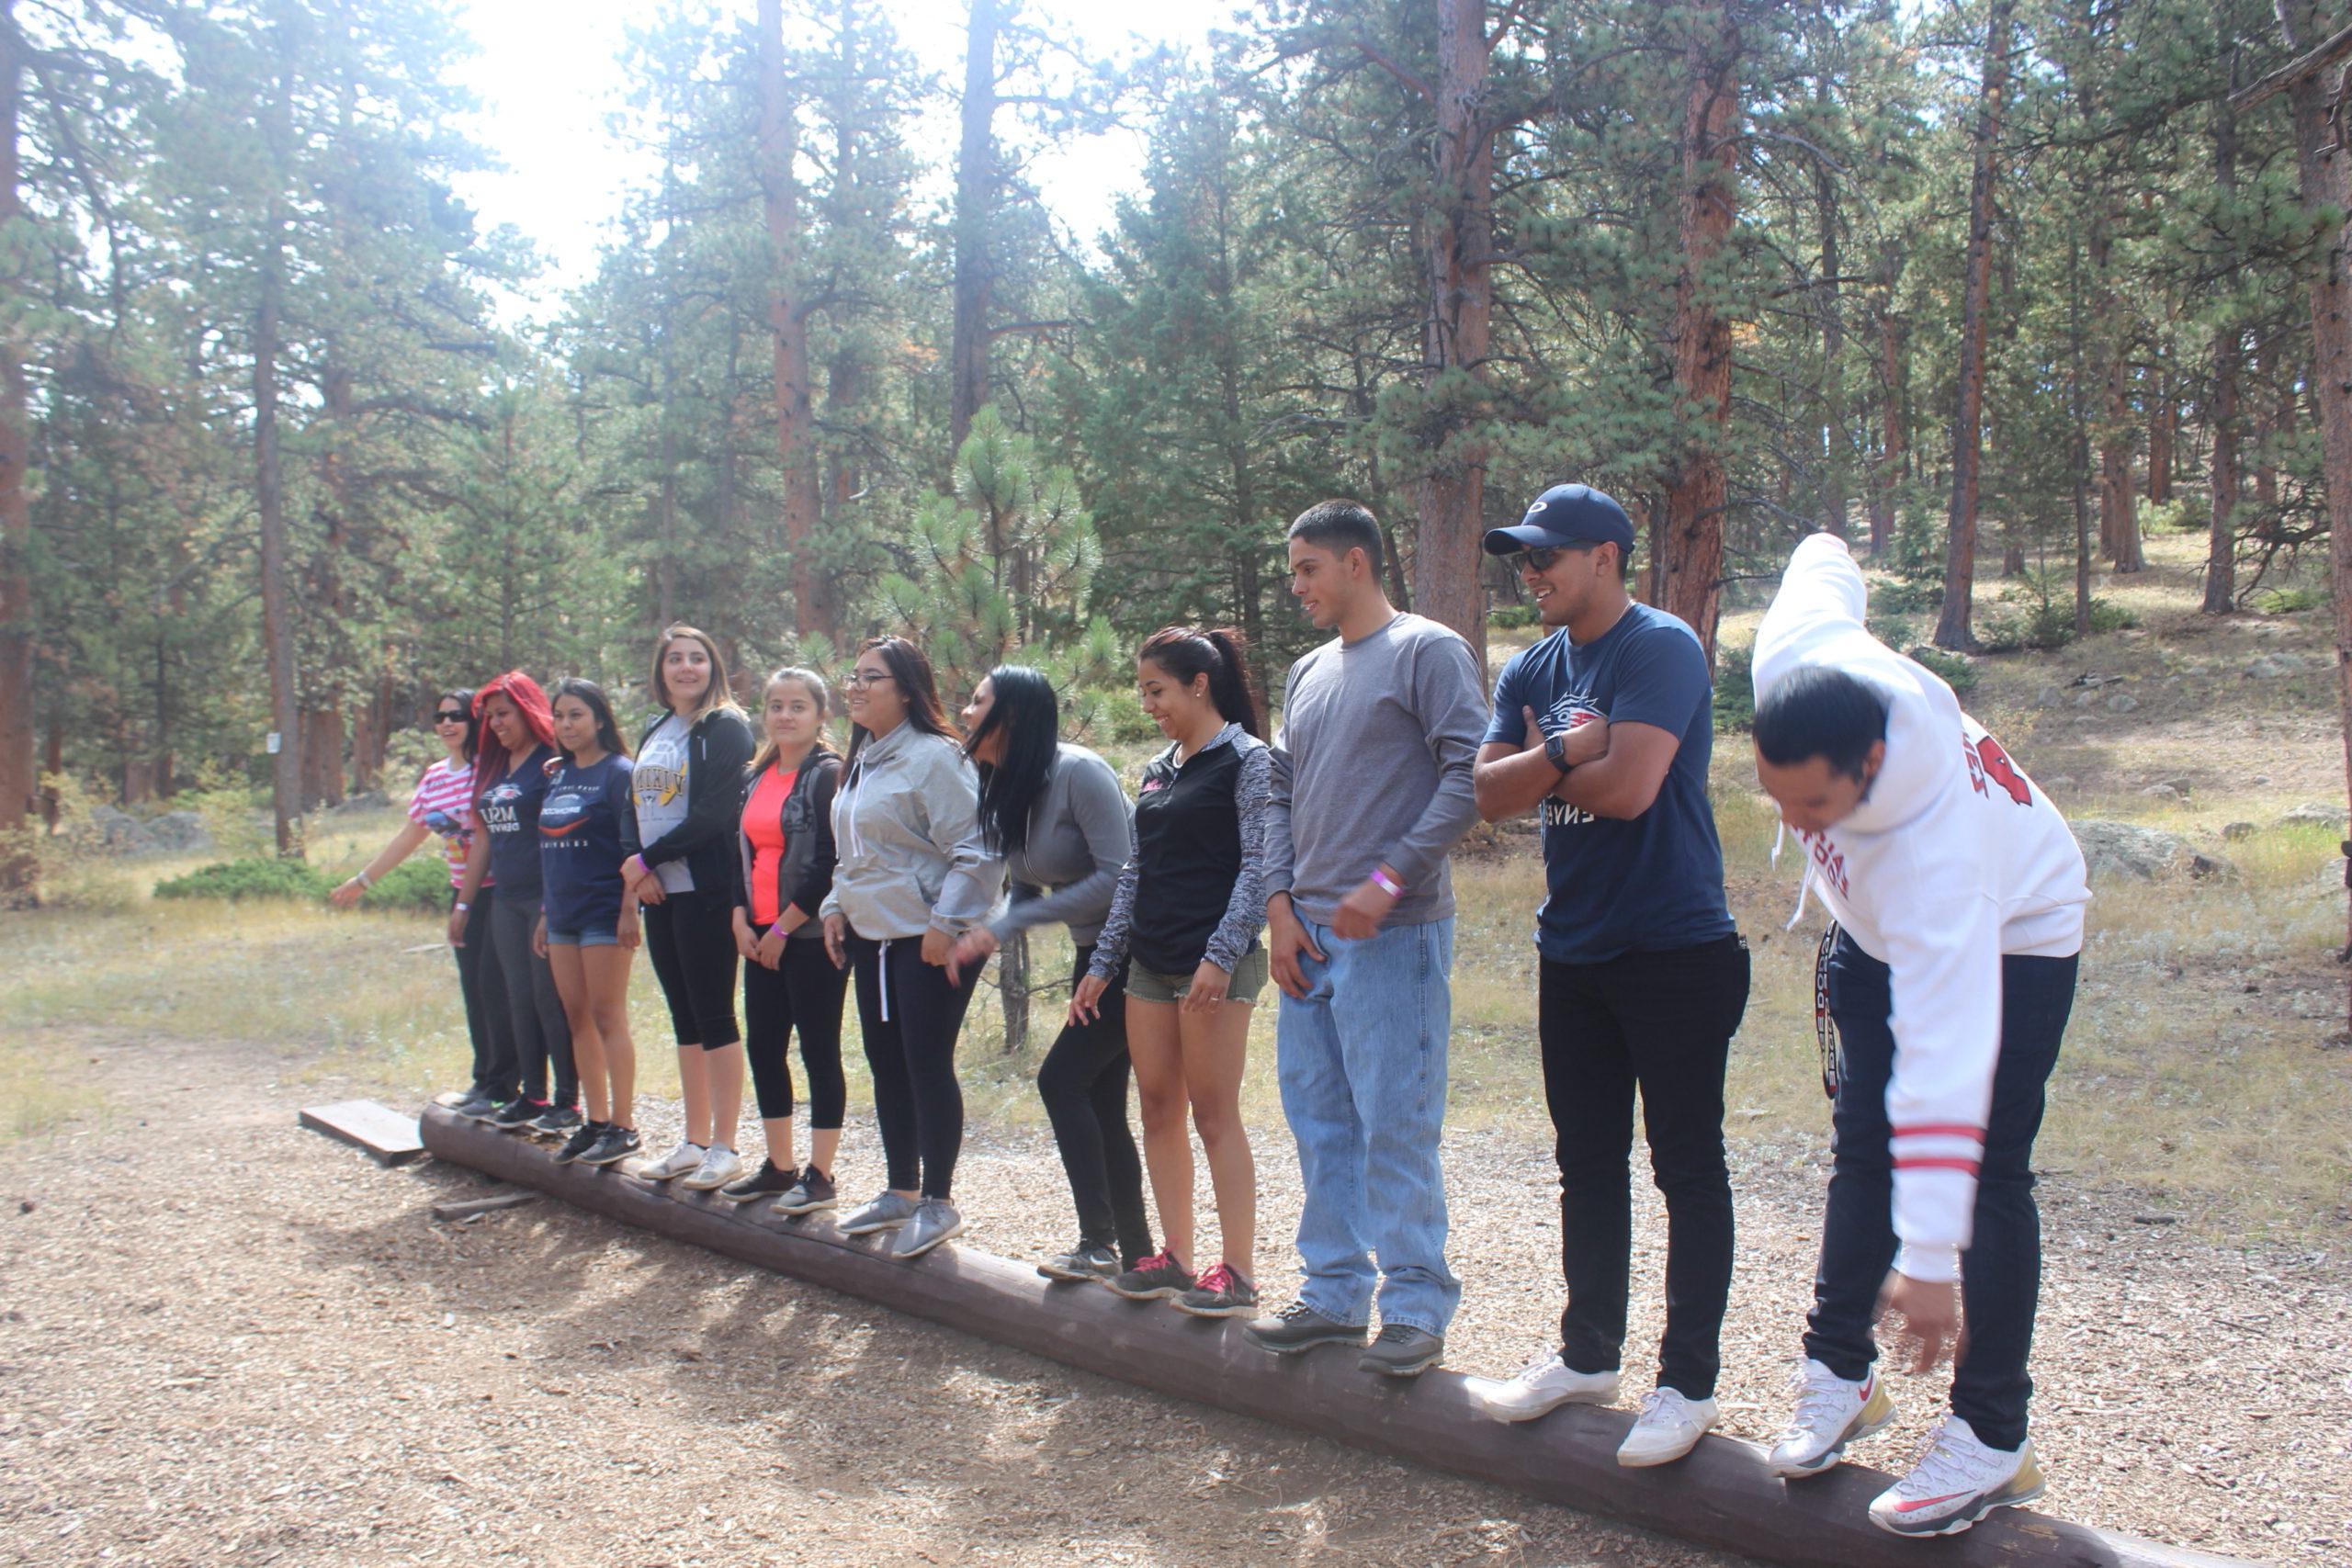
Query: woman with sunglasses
[
  {"left": 820, "top": 637, "right": 1003, "bottom": 1259},
  {"left": 333, "top": 689, "right": 514, "bottom": 1116}
]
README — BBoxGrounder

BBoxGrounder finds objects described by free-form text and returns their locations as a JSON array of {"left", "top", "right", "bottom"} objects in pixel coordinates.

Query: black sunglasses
[
  {"left": 432, "top": 710, "right": 467, "bottom": 726},
  {"left": 1507, "top": 546, "right": 1569, "bottom": 573}
]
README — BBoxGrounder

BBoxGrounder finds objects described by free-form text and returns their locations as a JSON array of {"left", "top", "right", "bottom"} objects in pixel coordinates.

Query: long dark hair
[
  {"left": 439, "top": 687, "right": 481, "bottom": 766},
  {"left": 748, "top": 666, "right": 838, "bottom": 777},
  {"left": 549, "top": 677, "right": 629, "bottom": 766},
  {"left": 1137, "top": 626, "right": 1261, "bottom": 738},
  {"left": 967, "top": 665, "right": 1059, "bottom": 856},
  {"left": 845, "top": 636, "right": 957, "bottom": 771}
]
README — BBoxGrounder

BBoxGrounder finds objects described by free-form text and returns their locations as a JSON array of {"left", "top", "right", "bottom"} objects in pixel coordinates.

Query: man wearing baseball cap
[{"left": 1465, "top": 482, "right": 1749, "bottom": 1469}]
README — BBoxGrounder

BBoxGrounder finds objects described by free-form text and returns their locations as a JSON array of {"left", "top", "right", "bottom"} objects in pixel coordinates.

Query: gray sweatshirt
[
  {"left": 1264, "top": 611, "right": 1487, "bottom": 928},
  {"left": 820, "top": 723, "right": 1004, "bottom": 940},
  {"left": 989, "top": 743, "right": 1133, "bottom": 948}
]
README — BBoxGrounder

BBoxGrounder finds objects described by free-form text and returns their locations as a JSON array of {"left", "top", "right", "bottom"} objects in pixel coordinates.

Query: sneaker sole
[
  {"left": 721, "top": 1185, "right": 790, "bottom": 1203},
  {"left": 1037, "top": 1262, "right": 1116, "bottom": 1283},
  {"left": 1769, "top": 1408, "right": 1899, "bottom": 1480},
  {"left": 578, "top": 1145, "right": 640, "bottom": 1168},
  {"left": 1618, "top": 1428, "right": 1714, "bottom": 1468},
  {"left": 1871, "top": 1480, "right": 2045, "bottom": 1539},
  {"left": 1246, "top": 1328, "right": 1369, "bottom": 1355},
  {"left": 1478, "top": 1384, "right": 1621, "bottom": 1424},
  {"left": 893, "top": 1220, "right": 964, "bottom": 1259},
  {"left": 678, "top": 1173, "right": 740, "bottom": 1192},
  {"left": 774, "top": 1196, "right": 839, "bottom": 1217},
  {"left": 1107, "top": 1283, "right": 1191, "bottom": 1302},
  {"left": 838, "top": 1217, "right": 910, "bottom": 1236},
  {"left": 1360, "top": 1349, "right": 1442, "bottom": 1378},
  {"left": 1172, "top": 1299, "right": 1259, "bottom": 1318}
]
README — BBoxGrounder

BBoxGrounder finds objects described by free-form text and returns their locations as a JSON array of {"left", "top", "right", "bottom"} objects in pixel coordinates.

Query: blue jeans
[{"left": 1275, "top": 915, "right": 1460, "bottom": 1336}]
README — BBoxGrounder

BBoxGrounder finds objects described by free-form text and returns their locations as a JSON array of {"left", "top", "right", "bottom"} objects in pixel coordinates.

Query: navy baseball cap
[{"left": 1483, "top": 483, "right": 1635, "bottom": 557}]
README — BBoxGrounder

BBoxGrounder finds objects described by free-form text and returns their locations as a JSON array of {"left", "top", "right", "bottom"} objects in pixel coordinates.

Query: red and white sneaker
[
  {"left": 1868, "top": 1416, "right": 2044, "bottom": 1538},
  {"left": 1767, "top": 1359, "right": 1896, "bottom": 1478}
]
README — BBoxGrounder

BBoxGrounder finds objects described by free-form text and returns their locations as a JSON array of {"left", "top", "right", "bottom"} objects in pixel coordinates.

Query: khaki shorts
[{"left": 1127, "top": 946, "right": 1269, "bottom": 1006}]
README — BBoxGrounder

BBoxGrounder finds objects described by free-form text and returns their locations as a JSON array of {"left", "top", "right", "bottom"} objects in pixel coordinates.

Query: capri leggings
[
  {"left": 642, "top": 889, "right": 741, "bottom": 1048},
  {"left": 744, "top": 931, "right": 850, "bottom": 1126}
]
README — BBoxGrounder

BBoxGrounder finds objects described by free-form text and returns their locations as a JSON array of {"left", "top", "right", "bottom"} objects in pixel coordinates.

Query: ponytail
[{"left": 1138, "top": 626, "right": 1262, "bottom": 738}]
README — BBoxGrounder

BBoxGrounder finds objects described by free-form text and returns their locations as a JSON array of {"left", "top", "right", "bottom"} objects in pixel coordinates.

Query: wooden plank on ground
[
  {"left": 420, "top": 1105, "right": 2252, "bottom": 1568},
  {"left": 430, "top": 1190, "right": 538, "bottom": 1222},
  {"left": 300, "top": 1100, "right": 424, "bottom": 1166}
]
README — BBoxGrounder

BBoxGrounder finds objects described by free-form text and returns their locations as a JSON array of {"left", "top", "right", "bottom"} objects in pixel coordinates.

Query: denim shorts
[
  {"left": 545, "top": 926, "right": 618, "bottom": 948},
  {"left": 1127, "top": 946, "right": 1268, "bottom": 1005}
]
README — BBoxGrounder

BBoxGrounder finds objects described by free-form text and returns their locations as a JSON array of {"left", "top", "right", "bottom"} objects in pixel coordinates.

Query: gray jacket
[
  {"left": 820, "top": 723, "right": 1003, "bottom": 941},
  {"left": 989, "top": 743, "right": 1134, "bottom": 948}
]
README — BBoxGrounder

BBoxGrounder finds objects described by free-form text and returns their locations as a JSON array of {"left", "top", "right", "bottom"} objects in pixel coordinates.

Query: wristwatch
[{"left": 1544, "top": 729, "right": 1573, "bottom": 776}]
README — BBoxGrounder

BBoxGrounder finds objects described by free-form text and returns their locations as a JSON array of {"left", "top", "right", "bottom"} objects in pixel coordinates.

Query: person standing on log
[
  {"left": 1073, "top": 631, "right": 1272, "bottom": 1318},
  {"left": 450, "top": 671, "right": 579, "bottom": 1134},
  {"left": 1464, "top": 484, "right": 1749, "bottom": 1469},
  {"left": 332, "top": 687, "right": 514, "bottom": 1117},
  {"left": 536, "top": 678, "right": 646, "bottom": 1168},
  {"left": 820, "top": 637, "right": 1003, "bottom": 1260},
  {"left": 1749, "top": 533, "right": 2087, "bottom": 1539},
  {"left": 948, "top": 666, "right": 1157, "bottom": 1286},
  {"left": 620, "top": 626, "right": 758, "bottom": 1192},
  {"left": 719, "top": 666, "right": 848, "bottom": 1216},
  {"left": 1243, "top": 501, "right": 1487, "bottom": 1379}
]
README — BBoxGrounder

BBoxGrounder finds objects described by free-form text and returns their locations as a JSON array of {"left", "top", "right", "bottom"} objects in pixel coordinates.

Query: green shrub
[
  {"left": 2254, "top": 585, "right": 2324, "bottom": 615},
  {"left": 1905, "top": 644, "right": 1980, "bottom": 694},
  {"left": 2140, "top": 499, "right": 2201, "bottom": 534},
  {"left": 1089, "top": 685, "right": 1165, "bottom": 746},
  {"left": 1869, "top": 577, "right": 1942, "bottom": 615},
  {"left": 364, "top": 858, "right": 450, "bottom": 914},
  {"left": 1490, "top": 603, "right": 1541, "bottom": 631},
  {"left": 154, "top": 857, "right": 334, "bottom": 903},
  {"left": 1713, "top": 640, "right": 1756, "bottom": 731}
]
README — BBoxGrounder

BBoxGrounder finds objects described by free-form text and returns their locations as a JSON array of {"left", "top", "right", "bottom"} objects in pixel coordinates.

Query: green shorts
[{"left": 1127, "top": 946, "right": 1269, "bottom": 1006}]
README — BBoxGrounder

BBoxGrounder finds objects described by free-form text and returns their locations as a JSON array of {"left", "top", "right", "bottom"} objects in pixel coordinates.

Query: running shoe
[
  {"left": 627, "top": 1140, "right": 705, "bottom": 1181},
  {"left": 1173, "top": 1263, "right": 1258, "bottom": 1318},
  {"left": 450, "top": 1088, "right": 501, "bottom": 1120},
  {"left": 1037, "top": 1244, "right": 1120, "bottom": 1284},
  {"left": 1106, "top": 1249, "right": 1193, "bottom": 1302},
  {"left": 1618, "top": 1388, "right": 1717, "bottom": 1467},
  {"left": 1467, "top": 1350, "right": 1622, "bottom": 1423},
  {"left": 719, "top": 1159, "right": 797, "bottom": 1202},
  {"left": 490, "top": 1096, "right": 548, "bottom": 1130},
  {"left": 679, "top": 1144, "right": 741, "bottom": 1191},
  {"left": 1768, "top": 1359, "right": 1896, "bottom": 1478},
  {"left": 836, "top": 1190, "right": 916, "bottom": 1235},
  {"left": 889, "top": 1198, "right": 963, "bottom": 1258},
  {"left": 527, "top": 1103, "right": 582, "bottom": 1139},
  {"left": 1868, "top": 1417, "right": 2044, "bottom": 1538},
  {"left": 1242, "top": 1302, "right": 1368, "bottom": 1354},
  {"left": 774, "top": 1165, "right": 837, "bottom": 1216},
  {"left": 553, "top": 1120, "right": 607, "bottom": 1166},
  {"left": 579, "top": 1125, "right": 641, "bottom": 1167}
]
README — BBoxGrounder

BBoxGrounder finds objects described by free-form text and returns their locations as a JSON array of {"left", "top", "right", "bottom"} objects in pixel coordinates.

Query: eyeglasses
[
  {"left": 1508, "top": 546, "right": 1569, "bottom": 574},
  {"left": 841, "top": 671, "right": 897, "bottom": 691},
  {"left": 431, "top": 711, "right": 467, "bottom": 726}
]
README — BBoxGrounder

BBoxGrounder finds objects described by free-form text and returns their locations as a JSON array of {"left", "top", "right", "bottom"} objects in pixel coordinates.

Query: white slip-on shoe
[{"left": 1466, "top": 1350, "right": 1622, "bottom": 1423}]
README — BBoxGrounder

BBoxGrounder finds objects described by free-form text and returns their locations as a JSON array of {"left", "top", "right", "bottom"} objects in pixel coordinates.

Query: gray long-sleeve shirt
[
  {"left": 1263, "top": 611, "right": 1487, "bottom": 928},
  {"left": 989, "top": 742, "right": 1133, "bottom": 948}
]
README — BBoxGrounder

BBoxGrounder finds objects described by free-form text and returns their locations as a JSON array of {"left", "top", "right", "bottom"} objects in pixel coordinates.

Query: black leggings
[
  {"left": 642, "top": 889, "right": 741, "bottom": 1048},
  {"left": 489, "top": 891, "right": 576, "bottom": 1107},
  {"left": 1036, "top": 943, "right": 1151, "bottom": 1267},
  {"left": 454, "top": 883, "right": 516, "bottom": 1096},
  {"left": 744, "top": 930, "right": 850, "bottom": 1128},
  {"left": 851, "top": 933, "right": 978, "bottom": 1201}
]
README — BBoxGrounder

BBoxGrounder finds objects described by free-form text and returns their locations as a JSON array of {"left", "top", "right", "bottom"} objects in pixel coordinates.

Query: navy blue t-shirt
[
  {"left": 538, "top": 752, "right": 636, "bottom": 934},
  {"left": 477, "top": 745, "right": 557, "bottom": 900},
  {"left": 1486, "top": 604, "right": 1733, "bottom": 964}
]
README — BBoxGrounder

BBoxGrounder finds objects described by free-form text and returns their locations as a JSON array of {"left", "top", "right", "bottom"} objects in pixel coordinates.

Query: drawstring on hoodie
[{"left": 1772, "top": 819, "right": 1818, "bottom": 932}]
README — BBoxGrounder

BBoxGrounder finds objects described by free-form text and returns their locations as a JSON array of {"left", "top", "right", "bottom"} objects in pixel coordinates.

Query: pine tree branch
[{"left": 2231, "top": 20, "right": 2352, "bottom": 114}]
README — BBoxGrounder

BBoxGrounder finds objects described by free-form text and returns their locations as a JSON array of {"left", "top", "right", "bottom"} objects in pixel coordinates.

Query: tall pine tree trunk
[
  {"left": 256, "top": 26, "right": 303, "bottom": 857},
  {"left": 1871, "top": 300, "right": 1905, "bottom": 556},
  {"left": 2148, "top": 362, "right": 2175, "bottom": 504},
  {"left": 950, "top": 0, "right": 1001, "bottom": 451},
  {"left": 758, "top": 0, "right": 834, "bottom": 645},
  {"left": 1408, "top": 0, "right": 1497, "bottom": 671},
  {"left": 1661, "top": 0, "right": 1740, "bottom": 666},
  {"left": 0, "top": 7, "right": 33, "bottom": 897},
  {"left": 1815, "top": 85, "right": 1847, "bottom": 538},
  {"left": 1935, "top": 0, "right": 2011, "bottom": 651},
  {"left": 2205, "top": 92, "right": 2241, "bottom": 616}
]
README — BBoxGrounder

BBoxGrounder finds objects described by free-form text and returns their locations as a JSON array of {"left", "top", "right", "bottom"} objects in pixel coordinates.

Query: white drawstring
[
  {"left": 878, "top": 938, "right": 893, "bottom": 1022},
  {"left": 1773, "top": 819, "right": 1817, "bottom": 931}
]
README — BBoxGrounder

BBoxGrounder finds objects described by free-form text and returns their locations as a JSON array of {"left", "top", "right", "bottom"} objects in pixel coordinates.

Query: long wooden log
[{"left": 419, "top": 1106, "right": 2253, "bottom": 1568}]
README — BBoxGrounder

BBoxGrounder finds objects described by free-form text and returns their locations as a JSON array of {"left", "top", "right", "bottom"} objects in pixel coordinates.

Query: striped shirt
[{"left": 407, "top": 759, "right": 487, "bottom": 889}]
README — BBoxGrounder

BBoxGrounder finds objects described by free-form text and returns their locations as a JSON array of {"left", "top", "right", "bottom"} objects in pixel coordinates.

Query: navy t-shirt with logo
[
  {"left": 1485, "top": 604, "right": 1733, "bottom": 964},
  {"left": 477, "top": 744, "right": 557, "bottom": 900},
  {"left": 539, "top": 752, "right": 637, "bottom": 934}
]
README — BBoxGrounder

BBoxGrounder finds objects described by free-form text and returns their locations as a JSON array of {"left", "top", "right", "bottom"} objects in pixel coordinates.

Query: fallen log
[{"left": 419, "top": 1105, "right": 2253, "bottom": 1568}]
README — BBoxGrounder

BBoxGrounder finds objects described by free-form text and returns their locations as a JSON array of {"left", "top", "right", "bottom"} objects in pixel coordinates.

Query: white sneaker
[
  {"left": 1769, "top": 1359, "right": 1896, "bottom": 1478},
  {"left": 1467, "top": 1350, "right": 1622, "bottom": 1423},
  {"left": 1616, "top": 1388, "right": 1717, "bottom": 1467},
  {"left": 679, "top": 1144, "right": 741, "bottom": 1191},
  {"left": 1868, "top": 1416, "right": 2044, "bottom": 1538},
  {"left": 628, "top": 1140, "right": 704, "bottom": 1181}
]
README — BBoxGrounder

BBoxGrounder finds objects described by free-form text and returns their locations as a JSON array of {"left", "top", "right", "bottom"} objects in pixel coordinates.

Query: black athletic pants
[
  {"left": 489, "top": 891, "right": 576, "bottom": 1108},
  {"left": 454, "top": 884, "right": 516, "bottom": 1098},
  {"left": 850, "top": 933, "right": 978, "bottom": 1201},
  {"left": 1540, "top": 932, "right": 1749, "bottom": 1400},
  {"left": 743, "top": 929, "right": 850, "bottom": 1130},
  {"left": 643, "top": 889, "right": 742, "bottom": 1048},
  {"left": 1036, "top": 944, "right": 1152, "bottom": 1268},
  {"left": 1806, "top": 932, "right": 2075, "bottom": 1452}
]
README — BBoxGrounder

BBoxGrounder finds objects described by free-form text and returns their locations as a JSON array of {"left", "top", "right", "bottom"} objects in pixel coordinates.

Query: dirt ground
[{"left": 3, "top": 1027, "right": 2346, "bottom": 1568}]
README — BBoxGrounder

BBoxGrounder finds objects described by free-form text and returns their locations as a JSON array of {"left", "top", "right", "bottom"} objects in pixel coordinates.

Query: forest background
[{"left": 5, "top": 0, "right": 2352, "bottom": 909}]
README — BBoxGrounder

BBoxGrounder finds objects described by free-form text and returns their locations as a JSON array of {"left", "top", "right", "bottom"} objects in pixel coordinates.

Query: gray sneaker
[
  {"left": 1359, "top": 1324, "right": 1444, "bottom": 1378},
  {"left": 1037, "top": 1243, "right": 1120, "bottom": 1283},
  {"left": 836, "top": 1190, "right": 917, "bottom": 1236},
  {"left": 1242, "top": 1302, "right": 1369, "bottom": 1355},
  {"left": 774, "top": 1165, "right": 837, "bottom": 1216},
  {"left": 889, "top": 1198, "right": 964, "bottom": 1258}
]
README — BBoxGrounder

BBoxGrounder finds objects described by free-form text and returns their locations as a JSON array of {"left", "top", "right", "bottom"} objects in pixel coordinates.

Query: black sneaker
[
  {"left": 491, "top": 1097, "right": 548, "bottom": 1131},
  {"left": 579, "top": 1125, "right": 641, "bottom": 1167},
  {"left": 528, "top": 1103, "right": 582, "bottom": 1138},
  {"left": 774, "top": 1165, "right": 837, "bottom": 1216},
  {"left": 1359, "top": 1324, "right": 1444, "bottom": 1378},
  {"left": 553, "top": 1121, "right": 606, "bottom": 1165},
  {"left": 1243, "top": 1302, "right": 1369, "bottom": 1355},
  {"left": 450, "top": 1088, "right": 500, "bottom": 1119},
  {"left": 1174, "top": 1263, "right": 1259, "bottom": 1318},
  {"left": 1107, "top": 1249, "right": 1193, "bottom": 1302},
  {"left": 1037, "top": 1243, "right": 1121, "bottom": 1283},
  {"left": 720, "top": 1159, "right": 797, "bottom": 1202}
]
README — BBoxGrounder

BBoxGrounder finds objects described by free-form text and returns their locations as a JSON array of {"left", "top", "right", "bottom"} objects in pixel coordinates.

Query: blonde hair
[
  {"left": 748, "top": 666, "right": 836, "bottom": 776},
  {"left": 649, "top": 624, "right": 742, "bottom": 721}
]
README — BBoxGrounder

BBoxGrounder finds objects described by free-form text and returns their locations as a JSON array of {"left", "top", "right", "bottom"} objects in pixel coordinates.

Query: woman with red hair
[{"left": 450, "top": 671, "right": 580, "bottom": 1135}]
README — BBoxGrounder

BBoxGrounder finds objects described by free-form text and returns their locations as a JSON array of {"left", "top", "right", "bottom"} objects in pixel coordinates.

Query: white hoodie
[{"left": 1752, "top": 534, "right": 2088, "bottom": 1281}]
